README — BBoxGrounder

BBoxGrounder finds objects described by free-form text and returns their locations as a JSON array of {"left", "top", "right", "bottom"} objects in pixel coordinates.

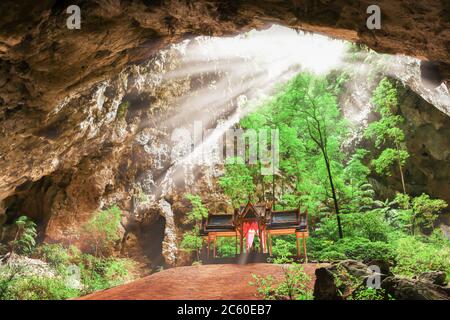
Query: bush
[
  {"left": 350, "top": 287, "right": 394, "bottom": 300},
  {"left": 271, "top": 236, "right": 297, "bottom": 260},
  {"left": 411, "top": 194, "right": 447, "bottom": 234},
  {"left": 1, "top": 243, "right": 136, "bottom": 300},
  {"left": 79, "top": 255, "right": 134, "bottom": 293},
  {"left": 313, "top": 211, "right": 391, "bottom": 243},
  {"left": 0, "top": 276, "right": 79, "bottom": 300},
  {"left": 33, "top": 244, "right": 71, "bottom": 272},
  {"left": 250, "top": 264, "right": 313, "bottom": 300},
  {"left": 180, "top": 194, "right": 209, "bottom": 261},
  {"left": 216, "top": 238, "right": 237, "bottom": 257},
  {"left": 11, "top": 216, "right": 37, "bottom": 255},
  {"left": 309, "top": 237, "right": 394, "bottom": 262},
  {"left": 392, "top": 235, "right": 450, "bottom": 278},
  {"left": 83, "top": 206, "right": 122, "bottom": 257}
]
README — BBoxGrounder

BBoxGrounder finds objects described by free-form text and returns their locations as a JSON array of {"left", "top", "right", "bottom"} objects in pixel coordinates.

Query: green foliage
[
  {"left": 241, "top": 73, "right": 350, "bottom": 237},
  {"left": 392, "top": 233, "right": 450, "bottom": 278},
  {"left": 0, "top": 248, "right": 135, "bottom": 300},
  {"left": 411, "top": 194, "right": 447, "bottom": 233},
  {"left": 12, "top": 216, "right": 37, "bottom": 255},
  {"left": 270, "top": 237, "right": 297, "bottom": 262},
  {"left": 180, "top": 231, "right": 204, "bottom": 254},
  {"left": 309, "top": 236, "right": 394, "bottom": 262},
  {"left": 389, "top": 193, "right": 447, "bottom": 234},
  {"left": 236, "top": 70, "right": 450, "bottom": 286},
  {"left": 219, "top": 157, "right": 255, "bottom": 207},
  {"left": 372, "top": 78, "right": 398, "bottom": 116},
  {"left": 250, "top": 264, "right": 313, "bottom": 300},
  {"left": 184, "top": 194, "right": 208, "bottom": 225},
  {"left": 0, "top": 208, "right": 135, "bottom": 300},
  {"left": 350, "top": 287, "right": 394, "bottom": 300},
  {"left": 0, "top": 274, "right": 79, "bottom": 300},
  {"left": 371, "top": 148, "right": 408, "bottom": 176},
  {"left": 33, "top": 243, "right": 72, "bottom": 273},
  {"left": 313, "top": 211, "right": 392, "bottom": 243},
  {"left": 364, "top": 78, "right": 409, "bottom": 193},
  {"left": 83, "top": 206, "right": 122, "bottom": 257},
  {"left": 343, "top": 212, "right": 392, "bottom": 242},
  {"left": 79, "top": 254, "right": 134, "bottom": 293},
  {"left": 216, "top": 238, "right": 237, "bottom": 257},
  {"left": 180, "top": 194, "right": 209, "bottom": 260}
]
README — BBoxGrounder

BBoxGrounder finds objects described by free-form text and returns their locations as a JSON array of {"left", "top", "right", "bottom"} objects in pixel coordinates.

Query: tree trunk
[
  {"left": 395, "top": 143, "right": 407, "bottom": 194},
  {"left": 323, "top": 151, "right": 343, "bottom": 239},
  {"left": 398, "top": 160, "right": 407, "bottom": 195}
]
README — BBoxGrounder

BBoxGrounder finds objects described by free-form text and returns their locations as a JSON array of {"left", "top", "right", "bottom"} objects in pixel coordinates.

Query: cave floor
[{"left": 78, "top": 263, "right": 322, "bottom": 300}]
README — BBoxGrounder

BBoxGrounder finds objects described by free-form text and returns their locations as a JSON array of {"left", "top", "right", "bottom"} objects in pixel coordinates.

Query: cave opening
[
  {"left": 138, "top": 214, "right": 166, "bottom": 271},
  {"left": 1, "top": 0, "right": 450, "bottom": 301},
  {"left": 1, "top": 25, "right": 449, "bottom": 247}
]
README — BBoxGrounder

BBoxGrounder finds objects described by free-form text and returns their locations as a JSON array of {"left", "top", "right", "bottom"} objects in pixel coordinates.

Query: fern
[{"left": 12, "top": 216, "right": 37, "bottom": 255}]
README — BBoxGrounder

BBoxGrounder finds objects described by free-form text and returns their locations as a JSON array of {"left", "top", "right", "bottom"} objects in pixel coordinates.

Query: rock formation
[
  {"left": 314, "top": 260, "right": 450, "bottom": 300},
  {"left": 1, "top": 1, "right": 450, "bottom": 267}
]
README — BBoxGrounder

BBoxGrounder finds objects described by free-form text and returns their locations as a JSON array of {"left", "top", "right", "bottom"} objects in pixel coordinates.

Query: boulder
[
  {"left": 314, "top": 260, "right": 386, "bottom": 300},
  {"left": 418, "top": 271, "right": 447, "bottom": 286},
  {"left": 381, "top": 276, "right": 449, "bottom": 300},
  {"left": 365, "top": 259, "right": 392, "bottom": 276}
]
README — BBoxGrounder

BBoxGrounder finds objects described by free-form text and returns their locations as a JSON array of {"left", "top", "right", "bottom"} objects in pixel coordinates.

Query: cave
[
  {"left": 0, "top": 1, "right": 449, "bottom": 301},
  {"left": 138, "top": 214, "right": 166, "bottom": 270}
]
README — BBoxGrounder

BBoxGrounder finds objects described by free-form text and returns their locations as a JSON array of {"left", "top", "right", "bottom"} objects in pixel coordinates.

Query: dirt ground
[{"left": 79, "top": 263, "right": 321, "bottom": 300}]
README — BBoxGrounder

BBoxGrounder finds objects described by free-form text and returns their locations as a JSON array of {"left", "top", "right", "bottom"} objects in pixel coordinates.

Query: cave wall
[
  {"left": 359, "top": 83, "right": 450, "bottom": 209},
  {"left": 0, "top": 40, "right": 235, "bottom": 266},
  {"left": 1, "top": 1, "right": 450, "bottom": 265},
  {"left": 1, "top": 0, "right": 449, "bottom": 208},
  {"left": 1, "top": 0, "right": 449, "bottom": 110}
]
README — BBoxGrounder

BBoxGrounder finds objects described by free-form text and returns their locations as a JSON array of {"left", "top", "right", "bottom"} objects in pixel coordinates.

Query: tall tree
[
  {"left": 180, "top": 194, "right": 209, "bottom": 261},
  {"left": 292, "top": 75, "right": 345, "bottom": 238},
  {"left": 365, "top": 78, "right": 409, "bottom": 194},
  {"left": 247, "top": 74, "right": 347, "bottom": 238},
  {"left": 219, "top": 157, "right": 256, "bottom": 207}
]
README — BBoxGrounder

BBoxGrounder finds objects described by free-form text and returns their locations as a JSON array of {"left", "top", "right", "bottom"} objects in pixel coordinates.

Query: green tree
[
  {"left": 180, "top": 194, "right": 209, "bottom": 261},
  {"left": 10, "top": 216, "right": 37, "bottom": 256},
  {"left": 365, "top": 78, "right": 409, "bottom": 194},
  {"left": 411, "top": 194, "right": 447, "bottom": 234},
  {"left": 283, "top": 74, "right": 346, "bottom": 238},
  {"left": 83, "top": 206, "right": 122, "bottom": 257},
  {"left": 241, "top": 73, "right": 350, "bottom": 237},
  {"left": 393, "top": 193, "right": 447, "bottom": 235},
  {"left": 219, "top": 157, "right": 255, "bottom": 207},
  {"left": 250, "top": 264, "right": 313, "bottom": 300}
]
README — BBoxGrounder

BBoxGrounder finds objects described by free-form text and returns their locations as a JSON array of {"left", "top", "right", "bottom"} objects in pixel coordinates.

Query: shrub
[
  {"left": 342, "top": 212, "right": 392, "bottom": 242},
  {"left": 180, "top": 194, "right": 208, "bottom": 261},
  {"left": 350, "top": 287, "right": 394, "bottom": 300},
  {"left": 79, "top": 255, "right": 134, "bottom": 293},
  {"left": 312, "top": 212, "right": 392, "bottom": 244},
  {"left": 392, "top": 235, "right": 450, "bottom": 278},
  {"left": 411, "top": 194, "right": 447, "bottom": 234},
  {"left": 33, "top": 244, "right": 71, "bottom": 273},
  {"left": 216, "top": 238, "right": 237, "bottom": 257},
  {"left": 271, "top": 236, "right": 297, "bottom": 260},
  {"left": 1, "top": 242, "right": 136, "bottom": 299},
  {"left": 12, "top": 216, "right": 37, "bottom": 255},
  {"left": 0, "top": 276, "right": 79, "bottom": 300},
  {"left": 250, "top": 264, "right": 313, "bottom": 300},
  {"left": 310, "top": 237, "right": 394, "bottom": 262},
  {"left": 83, "top": 206, "right": 122, "bottom": 257}
]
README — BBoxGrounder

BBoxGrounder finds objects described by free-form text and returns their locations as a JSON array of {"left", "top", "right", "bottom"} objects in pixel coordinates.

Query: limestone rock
[
  {"left": 313, "top": 260, "right": 386, "bottom": 300},
  {"left": 418, "top": 271, "right": 447, "bottom": 286},
  {"left": 381, "top": 276, "right": 450, "bottom": 300}
]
